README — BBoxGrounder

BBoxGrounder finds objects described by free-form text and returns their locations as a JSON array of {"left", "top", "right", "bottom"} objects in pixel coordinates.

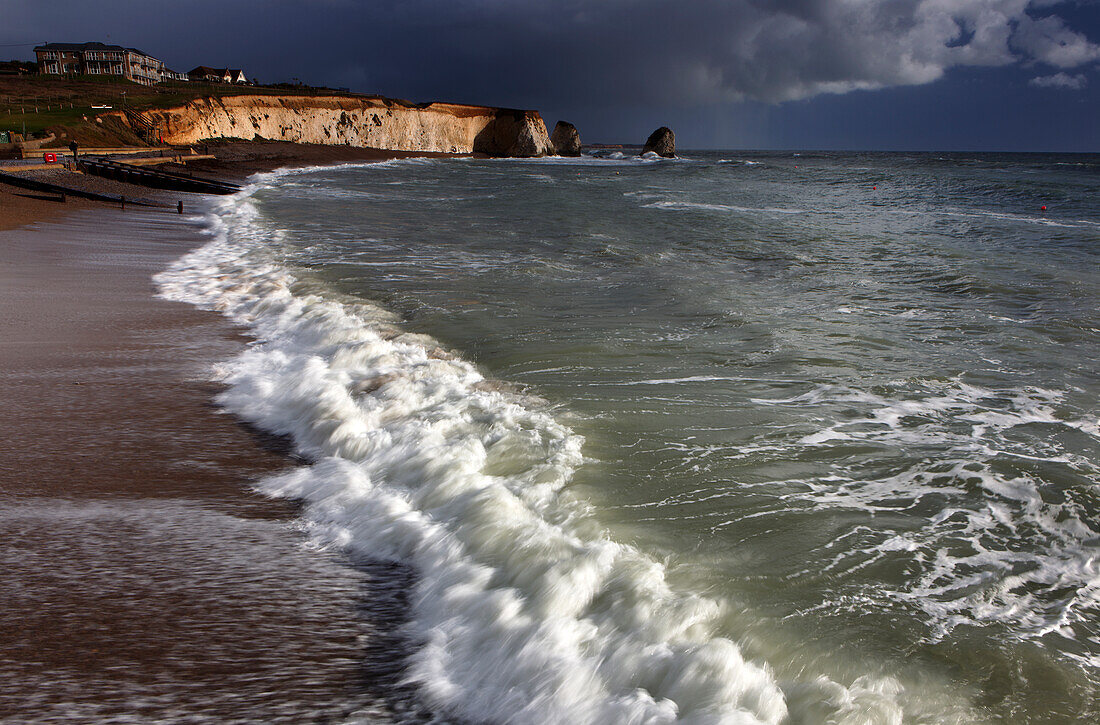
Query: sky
[{"left": 4, "top": 0, "right": 1099, "bottom": 151}]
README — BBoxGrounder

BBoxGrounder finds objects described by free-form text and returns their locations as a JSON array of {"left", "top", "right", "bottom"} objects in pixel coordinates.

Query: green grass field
[{"left": 0, "top": 74, "right": 361, "bottom": 141}]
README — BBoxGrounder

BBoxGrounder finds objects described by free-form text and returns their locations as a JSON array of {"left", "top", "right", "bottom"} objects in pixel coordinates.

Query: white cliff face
[{"left": 144, "top": 95, "right": 553, "bottom": 157}]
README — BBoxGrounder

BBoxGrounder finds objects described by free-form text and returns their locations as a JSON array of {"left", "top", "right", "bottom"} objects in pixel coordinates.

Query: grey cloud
[
  {"left": 345, "top": 0, "right": 1098, "bottom": 104},
  {"left": 1013, "top": 12, "right": 1100, "bottom": 67},
  {"left": 1028, "top": 70, "right": 1089, "bottom": 87}
]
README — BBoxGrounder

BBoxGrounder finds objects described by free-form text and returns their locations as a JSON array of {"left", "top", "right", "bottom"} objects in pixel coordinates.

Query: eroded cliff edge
[{"left": 138, "top": 94, "right": 554, "bottom": 157}]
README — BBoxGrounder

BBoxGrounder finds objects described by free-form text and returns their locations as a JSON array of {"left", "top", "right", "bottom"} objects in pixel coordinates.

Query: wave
[{"left": 155, "top": 182, "right": 792, "bottom": 724}]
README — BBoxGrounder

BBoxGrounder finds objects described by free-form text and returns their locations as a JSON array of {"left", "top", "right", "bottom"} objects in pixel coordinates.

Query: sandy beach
[
  {"left": 0, "top": 143, "right": 433, "bottom": 722},
  {"left": 0, "top": 185, "right": 101, "bottom": 232}
]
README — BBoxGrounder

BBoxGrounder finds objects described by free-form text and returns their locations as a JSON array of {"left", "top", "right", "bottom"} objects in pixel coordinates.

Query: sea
[{"left": 156, "top": 150, "right": 1100, "bottom": 723}]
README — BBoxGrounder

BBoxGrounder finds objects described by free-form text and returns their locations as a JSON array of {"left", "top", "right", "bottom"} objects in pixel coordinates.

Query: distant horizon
[{"left": 585, "top": 144, "right": 1100, "bottom": 154}]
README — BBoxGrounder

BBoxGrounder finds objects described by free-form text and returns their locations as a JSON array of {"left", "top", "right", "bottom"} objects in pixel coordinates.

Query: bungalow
[
  {"left": 161, "top": 68, "right": 189, "bottom": 82},
  {"left": 187, "top": 66, "right": 248, "bottom": 84}
]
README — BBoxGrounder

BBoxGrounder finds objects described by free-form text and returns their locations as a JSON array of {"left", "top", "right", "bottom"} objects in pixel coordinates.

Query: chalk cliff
[{"left": 137, "top": 95, "right": 554, "bottom": 157}]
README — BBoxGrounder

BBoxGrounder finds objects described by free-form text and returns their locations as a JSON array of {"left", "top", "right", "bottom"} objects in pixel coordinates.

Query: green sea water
[{"left": 165, "top": 151, "right": 1100, "bottom": 722}]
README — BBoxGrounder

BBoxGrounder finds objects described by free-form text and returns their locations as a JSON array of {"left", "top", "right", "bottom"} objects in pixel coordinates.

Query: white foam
[
  {"left": 156, "top": 183, "right": 793, "bottom": 724},
  {"left": 605, "top": 376, "right": 773, "bottom": 386},
  {"left": 643, "top": 200, "right": 806, "bottom": 215},
  {"left": 749, "top": 380, "right": 1100, "bottom": 648},
  {"left": 885, "top": 206, "right": 1100, "bottom": 229}
]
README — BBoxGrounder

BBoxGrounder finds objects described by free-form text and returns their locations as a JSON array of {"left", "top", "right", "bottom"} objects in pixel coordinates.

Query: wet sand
[
  {"left": 0, "top": 148, "right": 431, "bottom": 722},
  {"left": 0, "top": 185, "right": 100, "bottom": 232},
  {"left": 183, "top": 139, "right": 456, "bottom": 178}
]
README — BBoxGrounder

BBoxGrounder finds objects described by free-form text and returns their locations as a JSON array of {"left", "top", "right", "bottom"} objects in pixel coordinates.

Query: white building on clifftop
[{"left": 187, "top": 66, "right": 248, "bottom": 84}]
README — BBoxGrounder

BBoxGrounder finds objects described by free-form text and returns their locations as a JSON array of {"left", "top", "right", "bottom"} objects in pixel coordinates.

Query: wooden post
[
  {"left": 177, "top": 200, "right": 183, "bottom": 214},
  {"left": 120, "top": 195, "right": 125, "bottom": 210}
]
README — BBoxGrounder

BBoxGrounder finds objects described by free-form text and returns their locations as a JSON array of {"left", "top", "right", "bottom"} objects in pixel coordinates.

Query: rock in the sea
[
  {"left": 551, "top": 121, "right": 582, "bottom": 156},
  {"left": 643, "top": 126, "right": 675, "bottom": 157}
]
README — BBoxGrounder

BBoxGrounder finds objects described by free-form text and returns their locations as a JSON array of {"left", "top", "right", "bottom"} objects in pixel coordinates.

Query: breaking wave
[{"left": 156, "top": 181, "right": 792, "bottom": 724}]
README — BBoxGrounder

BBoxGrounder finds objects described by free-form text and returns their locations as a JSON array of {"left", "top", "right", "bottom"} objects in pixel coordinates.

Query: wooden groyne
[
  {"left": 76, "top": 158, "right": 240, "bottom": 195},
  {"left": 0, "top": 169, "right": 159, "bottom": 206}
]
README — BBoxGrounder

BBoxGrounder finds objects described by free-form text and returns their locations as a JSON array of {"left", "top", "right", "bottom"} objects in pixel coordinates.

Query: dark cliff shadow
[{"left": 472, "top": 109, "right": 532, "bottom": 157}]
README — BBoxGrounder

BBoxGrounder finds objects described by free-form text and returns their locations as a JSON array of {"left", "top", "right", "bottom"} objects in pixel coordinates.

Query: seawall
[{"left": 136, "top": 95, "right": 554, "bottom": 157}]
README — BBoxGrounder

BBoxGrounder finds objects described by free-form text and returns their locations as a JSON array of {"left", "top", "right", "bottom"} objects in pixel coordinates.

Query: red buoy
[
  {"left": 1041, "top": 205, "right": 1047, "bottom": 211},
  {"left": 873, "top": 186, "right": 877, "bottom": 190}
]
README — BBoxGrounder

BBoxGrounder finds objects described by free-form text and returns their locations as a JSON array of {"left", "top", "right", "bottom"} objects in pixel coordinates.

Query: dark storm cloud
[
  {"left": 5, "top": 0, "right": 1098, "bottom": 107},
  {"left": 269, "top": 0, "right": 1100, "bottom": 106}
]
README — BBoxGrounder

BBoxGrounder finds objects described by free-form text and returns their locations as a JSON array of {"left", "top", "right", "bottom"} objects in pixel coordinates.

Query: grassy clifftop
[{"left": 0, "top": 74, "right": 369, "bottom": 147}]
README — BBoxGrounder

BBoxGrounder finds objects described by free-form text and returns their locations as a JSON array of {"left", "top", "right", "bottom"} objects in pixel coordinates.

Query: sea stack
[
  {"left": 643, "top": 126, "right": 675, "bottom": 157},
  {"left": 551, "top": 121, "right": 582, "bottom": 156}
]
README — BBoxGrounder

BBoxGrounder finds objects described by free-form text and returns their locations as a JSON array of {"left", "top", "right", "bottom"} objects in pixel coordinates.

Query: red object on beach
[
  {"left": 43, "top": 152, "right": 57, "bottom": 163},
  {"left": 1041, "top": 205, "right": 1048, "bottom": 211},
  {"left": 873, "top": 186, "right": 877, "bottom": 190}
]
